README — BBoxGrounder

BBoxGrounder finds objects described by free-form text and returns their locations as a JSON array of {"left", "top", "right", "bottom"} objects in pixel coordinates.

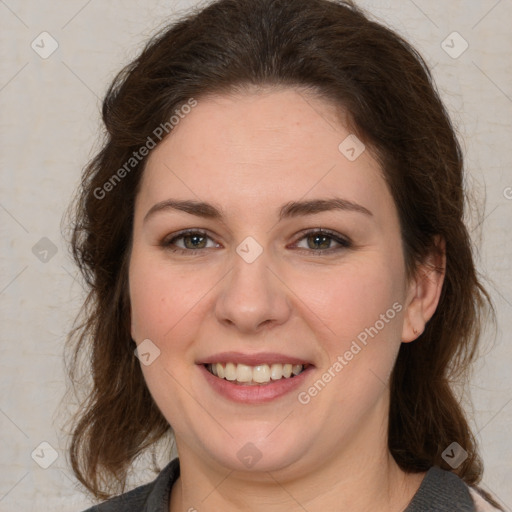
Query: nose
[{"left": 214, "top": 249, "right": 292, "bottom": 334}]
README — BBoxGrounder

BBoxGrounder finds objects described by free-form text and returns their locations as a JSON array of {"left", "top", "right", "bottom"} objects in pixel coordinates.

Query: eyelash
[{"left": 161, "top": 228, "right": 352, "bottom": 256}]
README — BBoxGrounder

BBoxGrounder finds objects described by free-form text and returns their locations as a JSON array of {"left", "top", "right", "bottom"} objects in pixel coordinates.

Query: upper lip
[{"left": 198, "top": 352, "right": 313, "bottom": 366}]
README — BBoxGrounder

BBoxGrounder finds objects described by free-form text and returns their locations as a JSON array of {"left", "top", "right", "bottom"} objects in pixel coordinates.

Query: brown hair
[{"left": 65, "top": 0, "right": 500, "bottom": 506}]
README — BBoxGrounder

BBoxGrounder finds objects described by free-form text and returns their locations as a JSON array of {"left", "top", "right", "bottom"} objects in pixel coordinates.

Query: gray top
[{"left": 82, "top": 458, "right": 480, "bottom": 511}]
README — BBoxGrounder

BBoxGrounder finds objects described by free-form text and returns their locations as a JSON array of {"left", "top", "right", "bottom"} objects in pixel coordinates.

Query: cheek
[
  {"left": 129, "top": 252, "right": 218, "bottom": 343},
  {"left": 290, "top": 259, "right": 405, "bottom": 420},
  {"left": 128, "top": 254, "right": 212, "bottom": 418},
  {"left": 292, "top": 258, "right": 405, "bottom": 341}
]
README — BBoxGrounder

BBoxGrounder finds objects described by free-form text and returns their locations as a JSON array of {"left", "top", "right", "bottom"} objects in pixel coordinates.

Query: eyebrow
[{"left": 143, "top": 197, "right": 373, "bottom": 223}]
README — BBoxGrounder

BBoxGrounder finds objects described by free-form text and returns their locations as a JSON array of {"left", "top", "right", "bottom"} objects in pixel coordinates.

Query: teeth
[
  {"left": 253, "top": 364, "right": 270, "bottom": 383},
  {"left": 207, "top": 362, "right": 306, "bottom": 384},
  {"left": 225, "top": 362, "right": 237, "bottom": 381},
  {"left": 236, "top": 364, "right": 253, "bottom": 383},
  {"left": 292, "top": 364, "right": 303, "bottom": 376},
  {"left": 270, "top": 363, "right": 283, "bottom": 380}
]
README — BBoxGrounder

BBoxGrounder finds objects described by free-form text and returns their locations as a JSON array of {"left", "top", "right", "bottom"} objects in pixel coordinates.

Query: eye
[
  {"left": 292, "top": 229, "right": 351, "bottom": 254},
  {"left": 161, "top": 229, "right": 220, "bottom": 253}
]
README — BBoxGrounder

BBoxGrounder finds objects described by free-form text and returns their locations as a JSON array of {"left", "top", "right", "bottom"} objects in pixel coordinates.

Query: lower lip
[{"left": 199, "top": 364, "right": 313, "bottom": 404}]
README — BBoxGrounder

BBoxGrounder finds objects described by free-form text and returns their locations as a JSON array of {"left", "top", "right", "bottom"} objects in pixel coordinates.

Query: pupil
[
  {"left": 308, "top": 234, "right": 330, "bottom": 249},
  {"left": 185, "top": 234, "right": 206, "bottom": 249}
]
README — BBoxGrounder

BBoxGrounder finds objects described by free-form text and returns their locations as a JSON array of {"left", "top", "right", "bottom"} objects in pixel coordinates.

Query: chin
[{"left": 200, "top": 430, "right": 310, "bottom": 475}]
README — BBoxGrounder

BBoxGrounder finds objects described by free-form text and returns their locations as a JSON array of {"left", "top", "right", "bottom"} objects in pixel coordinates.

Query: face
[{"left": 129, "top": 88, "right": 417, "bottom": 478}]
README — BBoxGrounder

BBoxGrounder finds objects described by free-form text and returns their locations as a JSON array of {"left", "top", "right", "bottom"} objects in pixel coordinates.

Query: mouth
[
  {"left": 198, "top": 352, "right": 314, "bottom": 403},
  {"left": 204, "top": 362, "right": 310, "bottom": 386}
]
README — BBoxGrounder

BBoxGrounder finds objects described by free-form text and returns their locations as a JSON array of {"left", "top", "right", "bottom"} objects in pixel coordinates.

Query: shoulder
[
  {"left": 80, "top": 482, "right": 151, "bottom": 512},
  {"left": 79, "top": 458, "right": 180, "bottom": 512},
  {"left": 405, "top": 466, "right": 503, "bottom": 511}
]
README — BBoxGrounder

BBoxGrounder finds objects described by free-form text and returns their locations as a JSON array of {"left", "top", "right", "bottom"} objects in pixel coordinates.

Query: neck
[{"left": 169, "top": 401, "right": 425, "bottom": 512}]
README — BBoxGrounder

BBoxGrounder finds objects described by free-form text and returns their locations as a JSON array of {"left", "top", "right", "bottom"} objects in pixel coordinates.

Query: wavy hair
[{"left": 65, "top": 0, "right": 499, "bottom": 506}]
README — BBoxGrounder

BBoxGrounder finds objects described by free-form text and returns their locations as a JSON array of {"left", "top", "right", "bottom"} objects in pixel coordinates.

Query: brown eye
[
  {"left": 182, "top": 233, "right": 208, "bottom": 249},
  {"left": 306, "top": 233, "right": 332, "bottom": 250},
  {"left": 162, "top": 230, "right": 219, "bottom": 253},
  {"left": 294, "top": 229, "right": 351, "bottom": 254}
]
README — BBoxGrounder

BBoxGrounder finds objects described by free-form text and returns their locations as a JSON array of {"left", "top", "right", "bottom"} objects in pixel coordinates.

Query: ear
[{"left": 401, "top": 236, "right": 446, "bottom": 343}]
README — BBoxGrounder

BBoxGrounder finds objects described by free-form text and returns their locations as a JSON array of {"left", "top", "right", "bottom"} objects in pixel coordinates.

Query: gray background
[{"left": 0, "top": 0, "right": 511, "bottom": 510}]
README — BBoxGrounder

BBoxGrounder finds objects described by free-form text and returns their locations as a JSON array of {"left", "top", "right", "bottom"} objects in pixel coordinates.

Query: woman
[{"left": 66, "top": 0, "right": 504, "bottom": 510}]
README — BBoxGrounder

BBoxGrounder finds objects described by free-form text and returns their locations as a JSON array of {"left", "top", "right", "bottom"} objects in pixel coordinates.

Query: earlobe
[{"left": 401, "top": 236, "right": 446, "bottom": 343}]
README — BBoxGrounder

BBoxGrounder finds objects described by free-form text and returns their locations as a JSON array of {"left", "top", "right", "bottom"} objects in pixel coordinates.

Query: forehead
[{"left": 138, "top": 88, "right": 391, "bottom": 220}]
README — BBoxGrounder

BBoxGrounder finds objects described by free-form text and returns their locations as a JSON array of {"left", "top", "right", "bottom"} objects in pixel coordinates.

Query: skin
[{"left": 128, "top": 87, "right": 445, "bottom": 512}]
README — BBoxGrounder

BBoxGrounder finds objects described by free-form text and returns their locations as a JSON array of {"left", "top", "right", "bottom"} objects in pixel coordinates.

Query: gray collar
[
  {"left": 404, "top": 465, "right": 475, "bottom": 511},
  {"left": 87, "top": 459, "right": 476, "bottom": 511}
]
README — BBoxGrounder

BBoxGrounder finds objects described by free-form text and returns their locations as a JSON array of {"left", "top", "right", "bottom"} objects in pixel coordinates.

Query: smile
[{"left": 205, "top": 362, "right": 308, "bottom": 385}]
